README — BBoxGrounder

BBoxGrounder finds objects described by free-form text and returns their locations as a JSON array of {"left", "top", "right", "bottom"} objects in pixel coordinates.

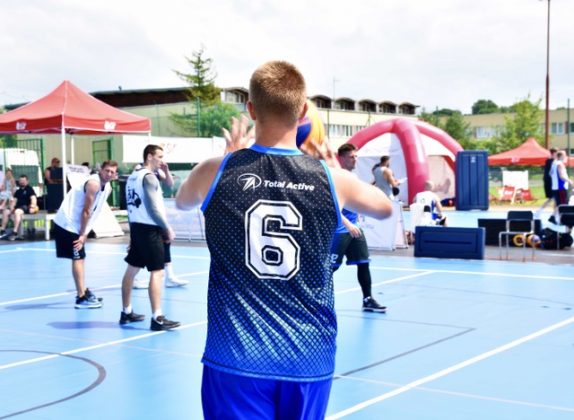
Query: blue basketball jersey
[
  {"left": 201, "top": 144, "right": 340, "bottom": 381},
  {"left": 335, "top": 208, "right": 359, "bottom": 234}
]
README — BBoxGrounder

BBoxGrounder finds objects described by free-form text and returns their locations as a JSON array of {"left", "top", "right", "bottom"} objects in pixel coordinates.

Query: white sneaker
[
  {"left": 165, "top": 276, "right": 189, "bottom": 288},
  {"left": 133, "top": 278, "right": 149, "bottom": 289}
]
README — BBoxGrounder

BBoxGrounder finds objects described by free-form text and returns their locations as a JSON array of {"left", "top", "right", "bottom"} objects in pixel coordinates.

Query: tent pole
[
  {"left": 71, "top": 135, "right": 75, "bottom": 165},
  {"left": 61, "top": 127, "right": 67, "bottom": 199}
]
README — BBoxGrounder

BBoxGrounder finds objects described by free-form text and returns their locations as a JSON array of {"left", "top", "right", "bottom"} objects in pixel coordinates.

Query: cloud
[{"left": 1, "top": 0, "right": 572, "bottom": 114}]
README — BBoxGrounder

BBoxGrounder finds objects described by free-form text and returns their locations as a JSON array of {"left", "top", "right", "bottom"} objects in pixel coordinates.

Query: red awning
[
  {"left": 488, "top": 137, "right": 550, "bottom": 166},
  {"left": 0, "top": 81, "right": 150, "bottom": 135}
]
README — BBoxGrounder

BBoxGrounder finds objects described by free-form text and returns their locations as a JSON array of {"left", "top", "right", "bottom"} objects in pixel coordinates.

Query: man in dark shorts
[
  {"left": 119, "top": 145, "right": 180, "bottom": 331},
  {"left": 331, "top": 143, "right": 387, "bottom": 313},
  {"left": 53, "top": 161, "right": 118, "bottom": 308},
  {"left": 2, "top": 175, "right": 39, "bottom": 241}
]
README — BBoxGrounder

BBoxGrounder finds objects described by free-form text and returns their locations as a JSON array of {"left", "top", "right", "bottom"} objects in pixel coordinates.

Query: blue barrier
[{"left": 414, "top": 226, "right": 485, "bottom": 260}]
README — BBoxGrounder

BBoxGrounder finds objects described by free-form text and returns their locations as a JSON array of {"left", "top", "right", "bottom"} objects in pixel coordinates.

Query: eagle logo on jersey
[{"left": 237, "top": 173, "right": 262, "bottom": 191}]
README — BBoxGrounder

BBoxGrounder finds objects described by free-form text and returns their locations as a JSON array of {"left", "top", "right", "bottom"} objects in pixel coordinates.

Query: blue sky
[{"left": 1, "top": 0, "right": 572, "bottom": 114}]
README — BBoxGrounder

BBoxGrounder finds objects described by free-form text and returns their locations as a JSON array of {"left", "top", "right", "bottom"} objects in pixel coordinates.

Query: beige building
[
  {"left": 5, "top": 87, "right": 419, "bottom": 170},
  {"left": 462, "top": 109, "right": 574, "bottom": 153}
]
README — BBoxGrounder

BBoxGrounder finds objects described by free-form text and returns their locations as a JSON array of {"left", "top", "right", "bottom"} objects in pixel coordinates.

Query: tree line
[{"left": 419, "top": 97, "right": 544, "bottom": 155}]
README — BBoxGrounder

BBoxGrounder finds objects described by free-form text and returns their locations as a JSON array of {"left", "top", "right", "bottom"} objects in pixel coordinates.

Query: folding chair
[
  {"left": 497, "top": 185, "right": 516, "bottom": 204},
  {"left": 554, "top": 205, "right": 574, "bottom": 249},
  {"left": 499, "top": 210, "right": 535, "bottom": 261}
]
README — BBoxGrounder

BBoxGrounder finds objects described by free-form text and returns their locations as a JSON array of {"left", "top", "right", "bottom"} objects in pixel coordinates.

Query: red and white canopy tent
[
  {"left": 0, "top": 80, "right": 151, "bottom": 196},
  {"left": 488, "top": 137, "right": 574, "bottom": 166}
]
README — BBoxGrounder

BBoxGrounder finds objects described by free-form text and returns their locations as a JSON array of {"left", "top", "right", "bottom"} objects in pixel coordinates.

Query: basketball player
[
  {"left": 119, "top": 145, "right": 180, "bottom": 331},
  {"left": 176, "top": 61, "right": 392, "bottom": 419},
  {"left": 332, "top": 143, "right": 387, "bottom": 313},
  {"left": 132, "top": 161, "right": 188, "bottom": 289},
  {"left": 53, "top": 160, "right": 118, "bottom": 309}
]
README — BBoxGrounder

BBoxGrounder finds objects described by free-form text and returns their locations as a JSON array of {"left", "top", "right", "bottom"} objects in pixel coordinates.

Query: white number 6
[{"left": 245, "top": 200, "right": 302, "bottom": 280}]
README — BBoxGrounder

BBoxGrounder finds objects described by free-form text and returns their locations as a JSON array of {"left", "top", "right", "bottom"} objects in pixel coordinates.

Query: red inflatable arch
[{"left": 347, "top": 118, "right": 463, "bottom": 204}]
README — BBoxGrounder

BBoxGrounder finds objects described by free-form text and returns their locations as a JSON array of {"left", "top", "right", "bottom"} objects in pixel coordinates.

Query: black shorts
[
  {"left": 553, "top": 190, "right": 568, "bottom": 206},
  {"left": 330, "top": 230, "right": 370, "bottom": 268},
  {"left": 54, "top": 223, "right": 86, "bottom": 260},
  {"left": 15, "top": 205, "right": 32, "bottom": 214},
  {"left": 125, "top": 223, "right": 166, "bottom": 272}
]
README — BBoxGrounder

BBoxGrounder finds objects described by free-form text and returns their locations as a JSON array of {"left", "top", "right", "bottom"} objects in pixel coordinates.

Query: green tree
[
  {"left": 471, "top": 99, "right": 499, "bottom": 115},
  {"left": 443, "top": 111, "right": 473, "bottom": 149},
  {"left": 433, "top": 108, "right": 457, "bottom": 116},
  {"left": 492, "top": 96, "right": 543, "bottom": 153},
  {"left": 419, "top": 109, "right": 443, "bottom": 128},
  {"left": 171, "top": 46, "right": 222, "bottom": 136},
  {"left": 197, "top": 103, "right": 242, "bottom": 137}
]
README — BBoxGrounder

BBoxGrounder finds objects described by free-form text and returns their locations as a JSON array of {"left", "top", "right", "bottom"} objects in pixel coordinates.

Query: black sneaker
[
  {"left": 85, "top": 288, "right": 103, "bottom": 302},
  {"left": 119, "top": 311, "right": 145, "bottom": 325},
  {"left": 7, "top": 232, "right": 18, "bottom": 241},
  {"left": 75, "top": 294, "right": 102, "bottom": 309},
  {"left": 150, "top": 315, "right": 181, "bottom": 331},
  {"left": 362, "top": 297, "right": 387, "bottom": 313}
]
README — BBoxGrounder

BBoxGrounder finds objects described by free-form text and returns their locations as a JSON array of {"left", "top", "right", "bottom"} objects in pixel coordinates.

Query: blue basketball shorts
[{"left": 201, "top": 365, "right": 333, "bottom": 420}]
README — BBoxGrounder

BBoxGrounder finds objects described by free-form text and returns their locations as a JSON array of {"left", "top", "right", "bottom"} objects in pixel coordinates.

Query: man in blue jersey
[
  {"left": 331, "top": 143, "right": 387, "bottom": 313},
  {"left": 550, "top": 150, "right": 571, "bottom": 208},
  {"left": 176, "top": 60, "right": 392, "bottom": 419}
]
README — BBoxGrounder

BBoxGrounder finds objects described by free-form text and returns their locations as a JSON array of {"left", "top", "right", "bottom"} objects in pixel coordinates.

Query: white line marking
[
  {"left": 0, "top": 320, "right": 207, "bottom": 371},
  {"left": 20, "top": 247, "right": 210, "bottom": 260},
  {"left": 336, "top": 375, "right": 574, "bottom": 413},
  {"left": 336, "top": 271, "right": 433, "bottom": 295},
  {"left": 0, "top": 271, "right": 208, "bottom": 307},
  {"left": 371, "top": 266, "right": 574, "bottom": 281},
  {"left": 327, "top": 315, "right": 574, "bottom": 419}
]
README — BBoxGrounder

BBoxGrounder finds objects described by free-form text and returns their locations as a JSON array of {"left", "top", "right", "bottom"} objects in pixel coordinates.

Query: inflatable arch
[{"left": 348, "top": 118, "right": 463, "bottom": 204}]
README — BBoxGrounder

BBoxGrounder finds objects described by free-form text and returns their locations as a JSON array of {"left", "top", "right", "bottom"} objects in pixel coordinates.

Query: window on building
[
  {"left": 474, "top": 126, "right": 495, "bottom": 139},
  {"left": 551, "top": 122, "right": 564, "bottom": 135}
]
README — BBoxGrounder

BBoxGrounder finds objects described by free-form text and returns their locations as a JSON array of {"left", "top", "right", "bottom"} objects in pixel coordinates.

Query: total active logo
[{"left": 237, "top": 173, "right": 262, "bottom": 191}]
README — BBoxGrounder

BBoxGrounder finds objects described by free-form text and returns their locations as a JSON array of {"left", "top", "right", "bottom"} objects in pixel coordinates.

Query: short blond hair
[{"left": 249, "top": 61, "right": 307, "bottom": 125}]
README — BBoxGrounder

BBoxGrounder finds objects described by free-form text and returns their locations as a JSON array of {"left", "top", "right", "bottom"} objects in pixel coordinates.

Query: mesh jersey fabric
[{"left": 201, "top": 145, "right": 340, "bottom": 381}]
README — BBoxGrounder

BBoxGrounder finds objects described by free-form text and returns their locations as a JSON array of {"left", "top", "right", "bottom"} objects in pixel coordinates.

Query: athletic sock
[
  {"left": 165, "top": 263, "right": 175, "bottom": 279},
  {"left": 123, "top": 305, "right": 132, "bottom": 314},
  {"left": 153, "top": 310, "right": 163, "bottom": 321}
]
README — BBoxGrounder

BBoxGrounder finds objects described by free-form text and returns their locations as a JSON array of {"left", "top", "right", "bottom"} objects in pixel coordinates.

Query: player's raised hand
[
  {"left": 222, "top": 114, "right": 255, "bottom": 154},
  {"left": 301, "top": 139, "right": 340, "bottom": 169}
]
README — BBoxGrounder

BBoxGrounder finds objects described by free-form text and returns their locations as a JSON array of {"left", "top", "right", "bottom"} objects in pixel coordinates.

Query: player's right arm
[
  {"left": 175, "top": 157, "right": 224, "bottom": 210},
  {"left": 330, "top": 167, "right": 392, "bottom": 220}
]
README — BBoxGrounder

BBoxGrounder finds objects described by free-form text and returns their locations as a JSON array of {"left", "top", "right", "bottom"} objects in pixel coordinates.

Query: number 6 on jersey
[{"left": 245, "top": 200, "right": 302, "bottom": 280}]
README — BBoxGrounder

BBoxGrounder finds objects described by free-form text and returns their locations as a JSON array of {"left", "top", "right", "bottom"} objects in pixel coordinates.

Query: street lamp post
[{"left": 543, "top": 0, "right": 551, "bottom": 149}]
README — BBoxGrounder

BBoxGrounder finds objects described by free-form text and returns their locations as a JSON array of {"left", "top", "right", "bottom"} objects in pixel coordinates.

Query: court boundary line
[
  {"left": 337, "top": 375, "right": 574, "bottom": 413},
  {"left": 327, "top": 314, "right": 574, "bottom": 419},
  {"left": 371, "top": 265, "right": 574, "bottom": 281},
  {"left": 336, "top": 271, "right": 433, "bottom": 295},
  {"left": 0, "top": 271, "right": 208, "bottom": 307},
  {"left": 0, "top": 320, "right": 207, "bottom": 372}
]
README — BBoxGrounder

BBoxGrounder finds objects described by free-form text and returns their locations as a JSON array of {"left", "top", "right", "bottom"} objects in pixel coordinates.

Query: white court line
[
  {"left": 19, "top": 247, "right": 211, "bottom": 260},
  {"left": 0, "top": 320, "right": 207, "bottom": 371},
  {"left": 371, "top": 265, "right": 574, "bottom": 281},
  {"left": 327, "top": 314, "right": 574, "bottom": 419},
  {"left": 0, "top": 271, "right": 209, "bottom": 307},
  {"left": 338, "top": 376, "right": 574, "bottom": 413},
  {"left": 336, "top": 271, "right": 433, "bottom": 295}
]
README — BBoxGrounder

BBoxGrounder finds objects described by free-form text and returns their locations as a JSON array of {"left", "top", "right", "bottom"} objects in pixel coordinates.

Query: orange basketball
[{"left": 296, "top": 100, "right": 326, "bottom": 149}]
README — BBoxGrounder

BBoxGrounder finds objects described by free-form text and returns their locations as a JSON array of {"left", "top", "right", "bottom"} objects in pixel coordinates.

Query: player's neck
[{"left": 254, "top": 123, "right": 298, "bottom": 150}]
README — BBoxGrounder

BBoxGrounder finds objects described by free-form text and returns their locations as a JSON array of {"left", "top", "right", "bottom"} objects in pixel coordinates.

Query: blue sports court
[{"left": 0, "top": 230, "right": 573, "bottom": 419}]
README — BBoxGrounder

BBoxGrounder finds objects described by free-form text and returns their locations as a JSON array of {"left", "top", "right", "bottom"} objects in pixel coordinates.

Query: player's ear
[
  {"left": 247, "top": 101, "right": 256, "bottom": 120},
  {"left": 299, "top": 101, "right": 308, "bottom": 120}
]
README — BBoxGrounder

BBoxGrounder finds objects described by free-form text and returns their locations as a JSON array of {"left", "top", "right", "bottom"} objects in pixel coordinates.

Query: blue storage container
[{"left": 456, "top": 150, "right": 489, "bottom": 210}]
